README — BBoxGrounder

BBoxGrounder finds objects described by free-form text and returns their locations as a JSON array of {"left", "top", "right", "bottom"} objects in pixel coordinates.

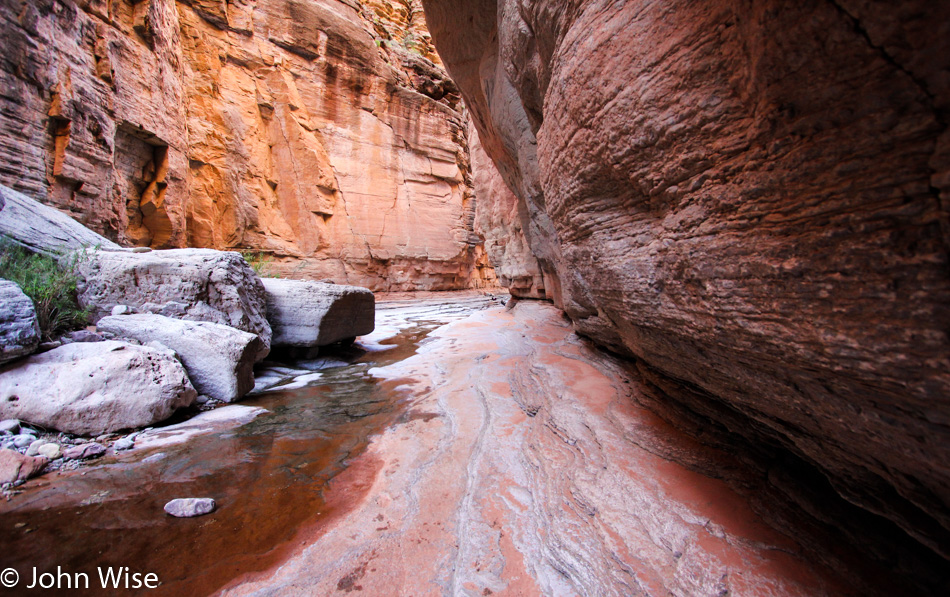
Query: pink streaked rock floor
[{"left": 224, "top": 301, "right": 871, "bottom": 596}]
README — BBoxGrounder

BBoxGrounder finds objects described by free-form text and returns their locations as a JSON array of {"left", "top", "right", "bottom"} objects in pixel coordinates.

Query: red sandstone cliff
[
  {"left": 0, "top": 0, "right": 495, "bottom": 290},
  {"left": 423, "top": 0, "right": 950, "bottom": 584}
]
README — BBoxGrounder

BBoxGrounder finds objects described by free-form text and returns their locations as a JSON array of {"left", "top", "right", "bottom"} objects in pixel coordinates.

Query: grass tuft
[{"left": 0, "top": 239, "right": 90, "bottom": 341}]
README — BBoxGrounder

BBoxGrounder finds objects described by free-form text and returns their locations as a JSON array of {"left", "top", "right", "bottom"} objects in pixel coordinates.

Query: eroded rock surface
[
  {"left": 96, "top": 314, "right": 260, "bottom": 402},
  {"left": 0, "top": 341, "right": 196, "bottom": 435},
  {"left": 263, "top": 278, "right": 375, "bottom": 347},
  {"left": 76, "top": 248, "right": 271, "bottom": 360},
  {"left": 0, "top": 184, "right": 120, "bottom": 254},
  {"left": 0, "top": 0, "right": 494, "bottom": 291},
  {"left": 424, "top": 0, "right": 950, "bottom": 567},
  {"left": 0, "top": 280, "right": 40, "bottom": 364},
  {"left": 225, "top": 302, "right": 922, "bottom": 596}
]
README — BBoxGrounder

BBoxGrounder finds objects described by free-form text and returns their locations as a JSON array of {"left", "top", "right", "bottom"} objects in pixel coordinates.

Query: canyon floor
[
  {"left": 1, "top": 294, "right": 886, "bottom": 596},
  {"left": 228, "top": 298, "right": 872, "bottom": 596}
]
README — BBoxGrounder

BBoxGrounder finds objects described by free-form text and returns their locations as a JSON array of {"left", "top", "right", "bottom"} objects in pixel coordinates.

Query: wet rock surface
[
  {"left": 227, "top": 301, "right": 931, "bottom": 596},
  {"left": 0, "top": 293, "right": 501, "bottom": 597},
  {"left": 424, "top": 0, "right": 950, "bottom": 570}
]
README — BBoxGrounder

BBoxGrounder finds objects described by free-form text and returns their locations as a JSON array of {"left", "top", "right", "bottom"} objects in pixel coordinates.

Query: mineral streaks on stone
[
  {"left": 424, "top": 0, "right": 950, "bottom": 559},
  {"left": 224, "top": 303, "right": 871, "bottom": 597},
  {"left": 0, "top": 0, "right": 493, "bottom": 291}
]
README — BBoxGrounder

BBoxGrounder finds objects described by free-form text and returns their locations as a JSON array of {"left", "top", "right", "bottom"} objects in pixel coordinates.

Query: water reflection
[{"left": 0, "top": 294, "right": 501, "bottom": 596}]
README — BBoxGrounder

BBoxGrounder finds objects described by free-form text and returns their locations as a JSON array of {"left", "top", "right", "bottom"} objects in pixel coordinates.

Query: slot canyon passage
[{"left": 0, "top": 0, "right": 947, "bottom": 595}]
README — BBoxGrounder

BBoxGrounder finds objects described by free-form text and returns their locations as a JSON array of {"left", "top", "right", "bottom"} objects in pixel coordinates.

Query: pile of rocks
[{"left": 0, "top": 185, "right": 376, "bottom": 487}]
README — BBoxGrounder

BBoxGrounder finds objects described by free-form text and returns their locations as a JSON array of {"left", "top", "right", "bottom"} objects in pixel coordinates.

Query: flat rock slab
[
  {"left": 263, "top": 278, "right": 374, "bottom": 347},
  {"left": 97, "top": 314, "right": 260, "bottom": 402},
  {"left": 63, "top": 443, "right": 106, "bottom": 461},
  {"left": 0, "top": 448, "right": 46, "bottom": 484},
  {"left": 164, "top": 498, "right": 216, "bottom": 518},
  {"left": 0, "top": 280, "right": 40, "bottom": 364},
  {"left": 0, "top": 341, "right": 196, "bottom": 435},
  {"left": 0, "top": 184, "right": 119, "bottom": 254},
  {"left": 76, "top": 248, "right": 271, "bottom": 361}
]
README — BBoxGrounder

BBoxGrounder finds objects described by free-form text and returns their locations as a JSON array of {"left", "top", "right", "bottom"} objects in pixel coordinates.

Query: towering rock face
[
  {"left": 424, "top": 0, "right": 950, "bottom": 571},
  {"left": 470, "top": 125, "right": 545, "bottom": 298},
  {"left": 0, "top": 0, "right": 494, "bottom": 291}
]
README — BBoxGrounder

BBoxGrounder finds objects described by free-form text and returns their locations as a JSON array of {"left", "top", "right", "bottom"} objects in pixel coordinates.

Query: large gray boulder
[
  {"left": 0, "top": 341, "right": 196, "bottom": 435},
  {"left": 76, "top": 249, "right": 271, "bottom": 361},
  {"left": 96, "top": 314, "right": 259, "bottom": 402},
  {"left": 0, "top": 280, "right": 40, "bottom": 363},
  {"left": 262, "top": 279, "right": 374, "bottom": 347},
  {"left": 0, "top": 184, "right": 119, "bottom": 253}
]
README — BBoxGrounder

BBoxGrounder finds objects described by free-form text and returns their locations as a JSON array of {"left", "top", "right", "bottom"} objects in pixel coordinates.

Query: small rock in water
[
  {"left": 164, "top": 498, "right": 216, "bottom": 518},
  {"left": 114, "top": 436, "right": 135, "bottom": 451},
  {"left": 0, "top": 419, "right": 19, "bottom": 434},
  {"left": 195, "top": 395, "right": 210, "bottom": 405},
  {"left": 12, "top": 434, "right": 36, "bottom": 449},
  {"left": 63, "top": 442, "right": 106, "bottom": 460},
  {"left": 37, "top": 443, "right": 62, "bottom": 460}
]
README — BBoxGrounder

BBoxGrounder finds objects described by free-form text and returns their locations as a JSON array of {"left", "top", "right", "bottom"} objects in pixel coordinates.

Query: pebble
[
  {"left": 0, "top": 419, "right": 19, "bottom": 434},
  {"left": 25, "top": 439, "right": 47, "bottom": 457},
  {"left": 114, "top": 436, "right": 135, "bottom": 451},
  {"left": 111, "top": 305, "right": 131, "bottom": 316},
  {"left": 164, "top": 498, "right": 216, "bottom": 518},
  {"left": 12, "top": 434, "right": 36, "bottom": 449},
  {"left": 37, "top": 443, "right": 62, "bottom": 460},
  {"left": 63, "top": 442, "right": 106, "bottom": 460}
]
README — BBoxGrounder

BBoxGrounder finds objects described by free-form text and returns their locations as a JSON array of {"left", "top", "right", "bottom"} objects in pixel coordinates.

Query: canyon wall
[
  {"left": 424, "top": 0, "right": 950, "bottom": 579},
  {"left": 0, "top": 0, "right": 495, "bottom": 291}
]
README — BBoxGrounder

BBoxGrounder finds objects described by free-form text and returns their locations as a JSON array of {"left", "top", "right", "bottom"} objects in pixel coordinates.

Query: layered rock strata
[
  {"left": 0, "top": 184, "right": 119, "bottom": 253},
  {"left": 0, "top": 0, "right": 494, "bottom": 291},
  {"left": 226, "top": 302, "right": 918, "bottom": 596},
  {"left": 424, "top": 0, "right": 950, "bottom": 573}
]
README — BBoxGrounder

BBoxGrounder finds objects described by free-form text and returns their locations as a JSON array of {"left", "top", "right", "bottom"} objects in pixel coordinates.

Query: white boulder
[
  {"left": 0, "top": 341, "right": 196, "bottom": 435},
  {"left": 76, "top": 248, "right": 271, "bottom": 360},
  {"left": 262, "top": 278, "right": 374, "bottom": 347},
  {"left": 96, "top": 314, "right": 260, "bottom": 402}
]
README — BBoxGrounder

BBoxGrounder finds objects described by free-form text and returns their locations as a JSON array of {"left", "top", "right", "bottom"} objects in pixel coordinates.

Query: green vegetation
[
  {"left": 0, "top": 239, "right": 90, "bottom": 341},
  {"left": 240, "top": 250, "right": 276, "bottom": 278}
]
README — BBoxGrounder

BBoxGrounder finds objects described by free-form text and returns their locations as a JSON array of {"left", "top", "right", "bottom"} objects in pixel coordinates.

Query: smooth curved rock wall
[{"left": 423, "top": 0, "right": 950, "bottom": 570}]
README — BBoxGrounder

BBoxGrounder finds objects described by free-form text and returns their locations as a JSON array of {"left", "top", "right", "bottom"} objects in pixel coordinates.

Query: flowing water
[{"left": 0, "top": 293, "right": 502, "bottom": 596}]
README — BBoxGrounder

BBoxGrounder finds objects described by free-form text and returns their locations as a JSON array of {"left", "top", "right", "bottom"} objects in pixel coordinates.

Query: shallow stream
[{"left": 0, "top": 293, "right": 501, "bottom": 596}]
